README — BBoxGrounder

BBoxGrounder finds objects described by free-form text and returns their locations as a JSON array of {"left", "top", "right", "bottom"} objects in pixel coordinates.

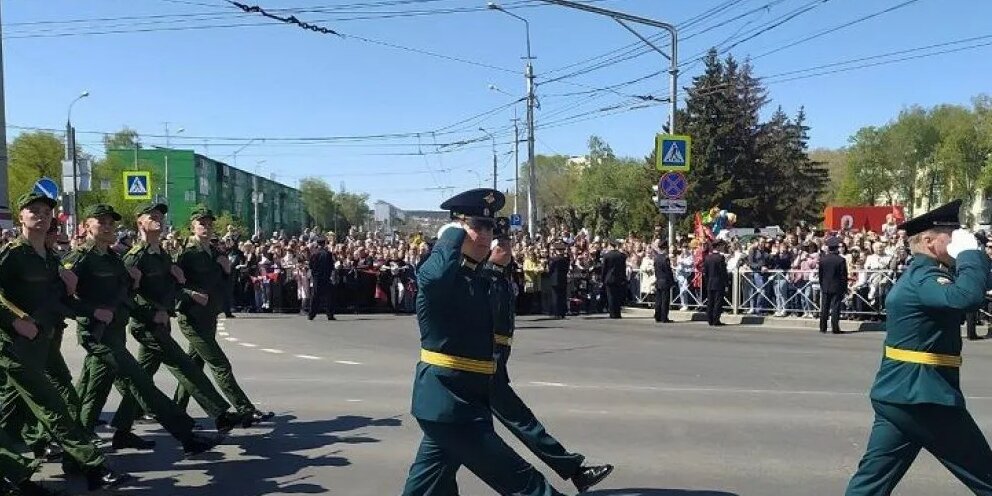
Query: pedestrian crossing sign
[
  {"left": 655, "top": 134, "right": 691, "bottom": 172},
  {"left": 123, "top": 171, "right": 152, "bottom": 200}
]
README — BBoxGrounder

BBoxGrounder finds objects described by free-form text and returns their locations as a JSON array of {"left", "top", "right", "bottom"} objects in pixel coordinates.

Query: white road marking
[
  {"left": 295, "top": 354, "right": 322, "bottom": 360},
  {"left": 346, "top": 399, "right": 363, "bottom": 403},
  {"left": 218, "top": 332, "right": 230, "bottom": 337},
  {"left": 261, "top": 348, "right": 284, "bottom": 354},
  {"left": 530, "top": 381, "right": 568, "bottom": 387},
  {"left": 239, "top": 343, "right": 257, "bottom": 348},
  {"left": 334, "top": 360, "right": 362, "bottom": 365},
  {"left": 224, "top": 337, "right": 239, "bottom": 342}
]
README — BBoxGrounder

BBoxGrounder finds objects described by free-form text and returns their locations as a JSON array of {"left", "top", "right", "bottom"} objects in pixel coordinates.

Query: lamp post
[
  {"left": 479, "top": 127, "right": 497, "bottom": 190},
  {"left": 488, "top": 84, "right": 521, "bottom": 216},
  {"left": 537, "top": 0, "right": 678, "bottom": 248},
  {"left": 488, "top": 2, "right": 537, "bottom": 236},
  {"left": 66, "top": 90, "right": 89, "bottom": 232}
]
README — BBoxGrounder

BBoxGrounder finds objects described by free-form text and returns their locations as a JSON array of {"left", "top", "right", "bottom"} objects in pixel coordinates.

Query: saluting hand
[
  {"left": 12, "top": 318, "right": 39, "bottom": 340},
  {"left": 948, "top": 229, "right": 980, "bottom": 259}
]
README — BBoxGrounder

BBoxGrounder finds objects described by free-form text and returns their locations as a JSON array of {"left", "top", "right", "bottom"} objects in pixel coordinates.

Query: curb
[{"left": 621, "top": 307, "right": 885, "bottom": 332}]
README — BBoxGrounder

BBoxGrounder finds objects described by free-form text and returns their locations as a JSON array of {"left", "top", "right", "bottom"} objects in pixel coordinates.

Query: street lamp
[
  {"left": 489, "top": 84, "right": 521, "bottom": 216},
  {"left": 66, "top": 90, "right": 90, "bottom": 232},
  {"left": 489, "top": 2, "right": 538, "bottom": 236},
  {"left": 479, "top": 127, "right": 497, "bottom": 190}
]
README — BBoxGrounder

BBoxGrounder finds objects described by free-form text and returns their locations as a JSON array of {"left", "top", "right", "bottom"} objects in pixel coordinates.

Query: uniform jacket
[
  {"left": 309, "top": 249, "right": 335, "bottom": 287},
  {"left": 870, "top": 250, "right": 990, "bottom": 407},
  {"left": 703, "top": 252, "right": 728, "bottom": 291},
  {"left": 654, "top": 254, "right": 675, "bottom": 290},
  {"left": 410, "top": 227, "right": 495, "bottom": 423},
  {"left": 176, "top": 238, "right": 226, "bottom": 317},
  {"left": 123, "top": 241, "right": 179, "bottom": 325},
  {"left": 548, "top": 255, "right": 569, "bottom": 288},
  {"left": 601, "top": 250, "right": 627, "bottom": 286},
  {"left": 818, "top": 252, "right": 849, "bottom": 294}
]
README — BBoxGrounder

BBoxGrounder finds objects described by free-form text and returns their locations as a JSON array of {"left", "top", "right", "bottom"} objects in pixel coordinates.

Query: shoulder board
[{"left": 126, "top": 244, "right": 145, "bottom": 257}]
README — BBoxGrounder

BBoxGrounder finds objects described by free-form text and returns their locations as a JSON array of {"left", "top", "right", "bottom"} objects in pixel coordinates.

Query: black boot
[
  {"left": 112, "top": 430, "right": 156, "bottom": 450},
  {"left": 86, "top": 466, "right": 130, "bottom": 491},
  {"left": 215, "top": 411, "right": 242, "bottom": 434},
  {"left": 31, "top": 442, "right": 63, "bottom": 462},
  {"left": 15, "top": 480, "right": 66, "bottom": 496},
  {"left": 183, "top": 433, "right": 221, "bottom": 456},
  {"left": 242, "top": 409, "right": 275, "bottom": 427},
  {"left": 572, "top": 464, "right": 614, "bottom": 493}
]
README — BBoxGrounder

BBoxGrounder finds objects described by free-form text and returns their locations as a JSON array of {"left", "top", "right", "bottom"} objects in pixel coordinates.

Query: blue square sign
[{"left": 655, "top": 134, "right": 692, "bottom": 172}]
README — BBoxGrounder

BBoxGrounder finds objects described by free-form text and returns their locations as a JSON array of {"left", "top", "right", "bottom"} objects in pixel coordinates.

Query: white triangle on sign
[
  {"left": 664, "top": 142, "right": 685, "bottom": 164},
  {"left": 128, "top": 177, "right": 148, "bottom": 195}
]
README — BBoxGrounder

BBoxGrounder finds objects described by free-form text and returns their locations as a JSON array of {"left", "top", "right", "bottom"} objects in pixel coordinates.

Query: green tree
[
  {"left": 809, "top": 148, "right": 848, "bottom": 203},
  {"left": 214, "top": 211, "right": 248, "bottom": 239},
  {"left": 7, "top": 131, "right": 64, "bottom": 205},
  {"left": 336, "top": 190, "right": 372, "bottom": 230},
  {"left": 300, "top": 177, "right": 337, "bottom": 228},
  {"left": 837, "top": 126, "right": 894, "bottom": 206},
  {"left": 103, "top": 127, "right": 140, "bottom": 150}
]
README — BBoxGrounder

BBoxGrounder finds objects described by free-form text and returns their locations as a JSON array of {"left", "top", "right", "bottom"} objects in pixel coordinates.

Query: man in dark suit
[
  {"left": 818, "top": 237, "right": 848, "bottom": 334},
  {"left": 308, "top": 236, "right": 337, "bottom": 321},
  {"left": 601, "top": 242, "right": 627, "bottom": 319},
  {"left": 548, "top": 244, "right": 570, "bottom": 319},
  {"left": 653, "top": 245, "right": 675, "bottom": 323},
  {"left": 703, "top": 241, "right": 729, "bottom": 326}
]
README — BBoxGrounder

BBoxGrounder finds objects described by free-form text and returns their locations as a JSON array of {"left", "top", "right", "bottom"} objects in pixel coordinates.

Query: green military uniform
[
  {"left": 112, "top": 203, "right": 238, "bottom": 435},
  {"left": 66, "top": 204, "right": 201, "bottom": 446},
  {"left": 846, "top": 200, "right": 992, "bottom": 495},
  {"left": 402, "top": 189, "right": 564, "bottom": 496},
  {"left": 173, "top": 206, "right": 256, "bottom": 417},
  {"left": 0, "top": 193, "right": 106, "bottom": 473},
  {"left": 0, "top": 426, "right": 41, "bottom": 488}
]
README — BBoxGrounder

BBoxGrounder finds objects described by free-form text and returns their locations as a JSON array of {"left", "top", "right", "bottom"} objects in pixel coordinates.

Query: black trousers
[
  {"left": 654, "top": 286, "right": 671, "bottom": 322},
  {"left": 966, "top": 311, "right": 982, "bottom": 340},
  {"left": 550, "top": 285, "right": 567, "bottom": 318},
  {"left": 820, "top": 291, "right": 843, "bottom": 333},
  {"left": 706, "top": 289, "right": 724, "bottom": 325},
  {"left": 309, "top": 284, "right": 336, "bottom": 320},
  {"left": 605, "top": 284, "right": 625, "bottom": 319}
]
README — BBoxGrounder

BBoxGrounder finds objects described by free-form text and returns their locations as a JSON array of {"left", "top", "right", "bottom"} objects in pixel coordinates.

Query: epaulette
[{"left": 126, "top": 243, "right": 145, "bottom": 257}]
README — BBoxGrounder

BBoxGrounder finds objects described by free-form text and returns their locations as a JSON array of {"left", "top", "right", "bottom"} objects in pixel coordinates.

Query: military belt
[
  {"left": 420, "top": 349, "right": 495, "bottom": 375},
  {"left": 885, "top": 346, "right": 961, "bottom": 368},
  {"left": 494, "top": 334, "right": 512, "bottom": 347},
  {"left": 0, "top": 292, "right": 28, "bottom": 320}
]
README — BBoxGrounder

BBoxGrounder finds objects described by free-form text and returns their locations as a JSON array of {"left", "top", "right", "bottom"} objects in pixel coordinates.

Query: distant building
[{"left": 106, "top": 148, "right": 306, "bottom": 234}]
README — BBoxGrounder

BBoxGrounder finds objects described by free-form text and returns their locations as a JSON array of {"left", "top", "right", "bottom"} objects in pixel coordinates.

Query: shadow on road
[
  {"left": 584, "top": 489, "right": 739, "bottom": 496},
  {"left": 110, "top": 414, "right": 403, "bottom": 495}
]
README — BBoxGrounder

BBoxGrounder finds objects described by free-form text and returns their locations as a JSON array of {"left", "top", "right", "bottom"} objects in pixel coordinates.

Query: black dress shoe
[
  {"left": 16, "top": 480, "right": 67, "bottom": 496},
  {"left": 183, "top": 433, "right": 221, "bottom": 456},
  {"left": 832, "top": 330, "right": 842, "bottom": 334},
  {"left": 112, "top": 430, "right": 156, "bottom": 450},
  {"left": 135, "top": 414, "right": 156, "bottom": 424},
  {"left": 572, "top": 464, "right": 614, "bottom": 493},
  {"left": 712, "top": 322, "right": 726, "bottom": 327},
  {"left": 86, "top": 466, "right": 131, "bottom": 491},
  {"left": 215, "top": 411, "right": 243, "bottom": 433},
  {"left": 61, "top": 457, "right": 82, "bottom": 475},
  {"left": 251, "top": 410, "right": 275, "bottom": 423},
  {"left": 328, "top": 315, "right": 336, "bottom": 321},
  {"left": 662, "top": 319, "right": 674, "bottom": 323},
  {"left": 307, "top": 315, "right": 315, "bottom": 321}
]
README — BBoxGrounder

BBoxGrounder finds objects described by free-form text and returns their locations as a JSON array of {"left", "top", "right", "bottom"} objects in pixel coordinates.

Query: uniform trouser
[
  {"left": 846, "top": 400, "right": 992, "bottom": 495},
  {"left": 0, "top": 335, "right": 104, "bottom": 469},
  {"left": 707, "top": 289, "right": 724, "bottom": 325},
  {"left": 112, "top": 320, "right": 231, "bottom": 433},
  {"left": 820, "top": 292, "right": 843, "bottom": 332},
  {"left": 0, "top": 428, "right": 39, "bottom": 485},
  {"left": 174, "top": 310, "right": 254, "bottom": 415},
  {"left": 967, "top": 311, "right": 984, "bottom": 339},
  {"left": 21, "top": 327, "right": 81, "bottom": 450},
  {"left": 308, "top": 284, "right": 335, "bottom": 319},
  {"left": 654, "top": 286, "right": 671, "bottom": 322},
  {"left": 605, "top": 284, "right": 624, "bottom": 319},
  {"left": 402, "top": 418, "right": 566, "bottom": 496},
  {"left": 491, "top": 350, "right": 583, "bottom": 480},
  {"left": 75, "top": 325, "right": 196, "bottom": 444},
  {"left": 551, "top": 286, "right": 567, "bottom": 318}
]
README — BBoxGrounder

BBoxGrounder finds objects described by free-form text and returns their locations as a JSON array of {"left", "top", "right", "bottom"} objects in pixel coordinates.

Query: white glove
[
  {"left": 947, "top": 229, "right": 979, "bottom": 259},
  {"left": 437, "top": 222, "right": 464, "bottom": 239}
]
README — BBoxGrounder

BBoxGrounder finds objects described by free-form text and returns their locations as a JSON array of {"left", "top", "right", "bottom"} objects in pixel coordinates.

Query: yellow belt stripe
[
  {"left": 885, "top": 346, "right": 962, "bottom": 368},
  {"left": 494, "top": 334, "right": 513, "bottom": 346},
  {"left": 0, "top": 293, "right": 29, "bottom": 320},
  {"left": 420, "top": 349, "right": 495, "bottom": 375}
]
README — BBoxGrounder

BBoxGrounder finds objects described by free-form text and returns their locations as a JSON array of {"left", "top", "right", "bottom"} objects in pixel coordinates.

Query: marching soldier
[
  {"left": 484, "top": 217, "right": 614, "bottom": 493},
  {"left": 0, "top": 428, "right": 56, "bottom": 496},
  {"left": 64, "top": 203, "right": 219, "bottom": 455},
  {"left": 0, "top": 193, "right": 126, "bottom": 490},
  {"left": 173, "top": 205, "right": 273, "bottom": 425},
  {"left": 401, "top": 189, "right": 566, "bottom": 496},
  {"left": 818, "top": 237, "right": 847, "bottom": 334},
  {"left": 846, "top": 200, "right": 992, "bottom": 494},
  {"left": 110, "top": 203, "right": 244, "bottom": 443}
]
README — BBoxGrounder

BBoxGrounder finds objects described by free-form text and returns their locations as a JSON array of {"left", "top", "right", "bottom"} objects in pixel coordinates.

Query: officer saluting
[
  {"left": 484, "top": 217, "right": 614, "bottom": 493},
  {"left": 402, "top": 189, "right": 566, "bottom": 496},
  {"left": 846, "top": 200, "right": 992, "bottom": 494}
]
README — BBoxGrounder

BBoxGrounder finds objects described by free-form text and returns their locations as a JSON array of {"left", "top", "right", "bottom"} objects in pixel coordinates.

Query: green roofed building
[{"left": 106, "top": 148, "right": 306, "bottom": 235}]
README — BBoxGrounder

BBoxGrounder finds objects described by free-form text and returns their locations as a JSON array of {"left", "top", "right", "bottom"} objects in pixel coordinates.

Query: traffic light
[{"left": 651, "top": 185, "right": 660, "bottom": 205}]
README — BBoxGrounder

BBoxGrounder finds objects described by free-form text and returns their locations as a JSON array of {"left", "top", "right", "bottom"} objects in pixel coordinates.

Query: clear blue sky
[{"left": 4, "top": 0, "right": 990, "bottom": 210}]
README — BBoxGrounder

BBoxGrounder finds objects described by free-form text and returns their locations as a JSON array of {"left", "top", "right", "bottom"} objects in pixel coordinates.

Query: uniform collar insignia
[{"left": 483, "top": 193, "right": 495, "bottom": 204}]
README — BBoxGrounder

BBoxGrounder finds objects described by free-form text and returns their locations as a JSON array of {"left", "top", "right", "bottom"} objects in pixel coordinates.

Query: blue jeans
[{"left": 751, "top": 273, "right": 768, "bottom": 312}]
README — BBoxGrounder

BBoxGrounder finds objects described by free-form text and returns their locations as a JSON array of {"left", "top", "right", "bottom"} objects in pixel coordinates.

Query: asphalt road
[{"left": 29, "top": 310, "right": 992, "bottom": 495}]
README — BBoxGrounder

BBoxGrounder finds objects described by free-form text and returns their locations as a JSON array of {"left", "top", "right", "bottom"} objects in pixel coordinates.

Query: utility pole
[
  {"left": 512, "top": 116, "right": 520, "bottom": 215},
  {"left": 537, "top": 0, "right": 678, "bottom": 247},
  {"left": 0, "top": 4, "right": 8, "bottom": 230},
  {"left": 479, "top": 127, "right": 497, "bottom": 190}
]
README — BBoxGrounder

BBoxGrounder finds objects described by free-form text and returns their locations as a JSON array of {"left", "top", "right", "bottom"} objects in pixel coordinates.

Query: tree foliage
[
  {"left": 299, "top": 177, "right": 372, "bottom": 234},
  {"left": 7, "top": 131, "right": 64, "bottom": 206}
]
